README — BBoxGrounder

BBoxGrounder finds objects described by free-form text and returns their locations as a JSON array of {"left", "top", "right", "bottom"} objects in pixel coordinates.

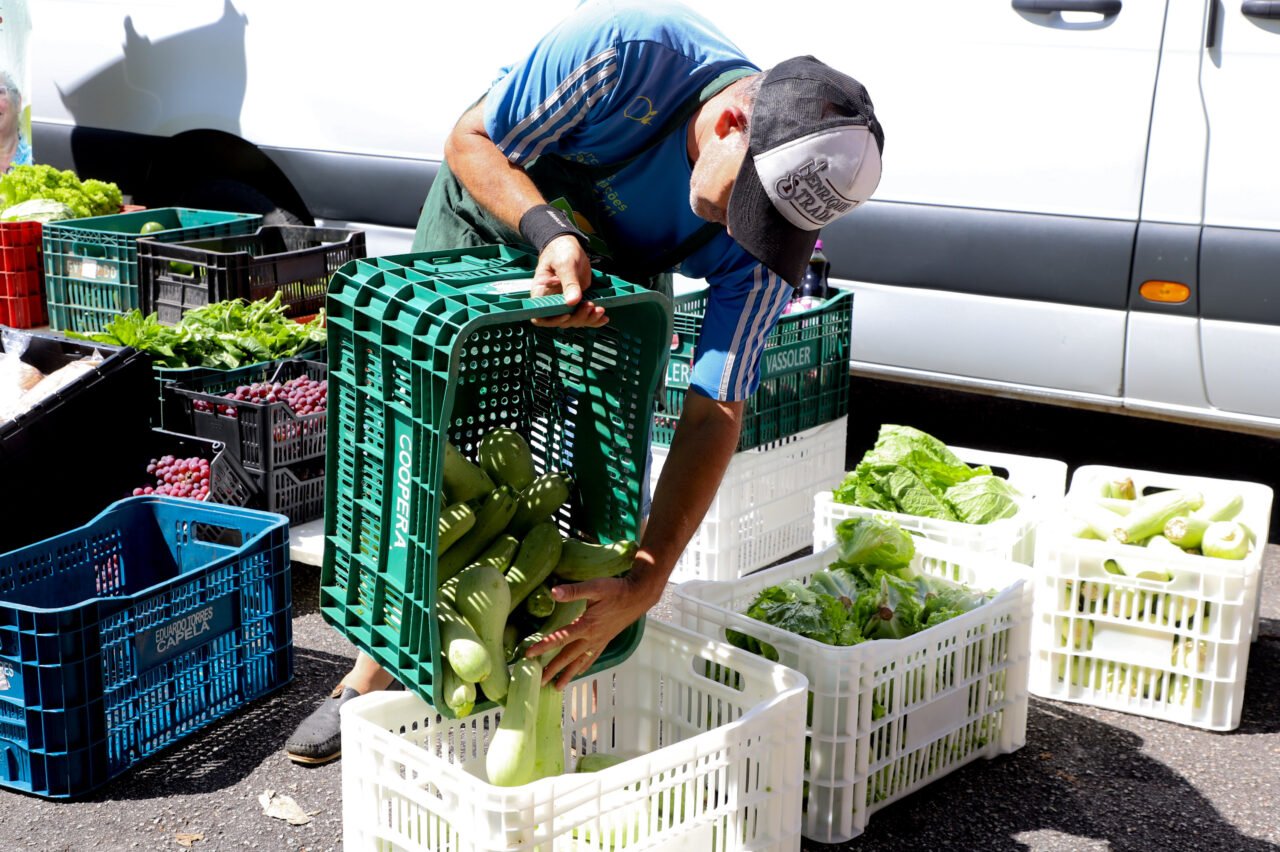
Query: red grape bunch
[
  {"left": 192, "top": 374, "right": 327, "bottom": 419},
  {"left": 132, "top": 454, "right": 212, "bottom": 501}
]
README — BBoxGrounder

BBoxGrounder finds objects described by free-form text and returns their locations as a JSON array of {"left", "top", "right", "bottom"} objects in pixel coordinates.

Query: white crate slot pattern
[
  {"left": 813, "top": 446, "right": 1068, "bottom": 566},
  {"left": 673, "top": 541, "right": 1031, "bottom": 844},
  {"left": 653, "top": 417, "right": 847, "bottom": 584},
  {"left": 340, "top": 618, "right": 807, "bottom": 852},
  {"left": 1029, "top": 464, "right": 1273, "bottom": 731}
]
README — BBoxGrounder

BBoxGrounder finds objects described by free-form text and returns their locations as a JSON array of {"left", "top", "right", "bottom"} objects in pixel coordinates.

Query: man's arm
[
  {"left": 530, "top": 391, "right": 742, "bottom": 688},
  {"left": 444, "top": 99, "right": 603, "bottom": 329}
]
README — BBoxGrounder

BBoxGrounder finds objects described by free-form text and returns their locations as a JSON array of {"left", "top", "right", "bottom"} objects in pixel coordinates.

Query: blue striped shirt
[{"left": 483, "top": 0, "right": 793, "bottom": 402}]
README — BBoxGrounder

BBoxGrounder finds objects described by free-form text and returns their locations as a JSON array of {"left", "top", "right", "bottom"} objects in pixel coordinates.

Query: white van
[{"left": 29, "top": 0, "right": 1280, "bottom": 437}]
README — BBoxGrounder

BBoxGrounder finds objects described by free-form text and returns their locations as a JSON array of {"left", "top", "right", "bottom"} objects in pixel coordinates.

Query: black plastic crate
[
  {"left": 254, "top": 460, "right": 325, "bottom": 525},
  {"left": 150, "top": 344, "right": 326, "bottom": 431},
  {"left": 124, "top": 428, "right": 260, "bottom": 511},
  {"left": 0, "top": 329, "right": 153, "bottom": 552},
  {"left": 172, "top": 358, "right": 327, "bottom": 477},
  {"left": 139, "top": 226, "right": 365, "bottom": 325}
]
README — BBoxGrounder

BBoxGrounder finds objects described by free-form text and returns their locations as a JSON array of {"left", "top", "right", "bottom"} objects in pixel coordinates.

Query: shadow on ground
[
  {"left": 80, "top": 645, "right": 351, "bottom": 800},
  {"left": 805, "top": 696, "right": 1280, "bottom": 852},
  {"left": 1230, "top": 638, "right": 1280, "bottom": 737}
]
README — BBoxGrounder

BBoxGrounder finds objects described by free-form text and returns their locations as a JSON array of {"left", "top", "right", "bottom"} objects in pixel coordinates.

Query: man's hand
[
  {"left": 530, "top": 234, "right": 608, "bottom": 329},
  {"left": 525, "top": 569, "right": 662, "bottom": 689}
]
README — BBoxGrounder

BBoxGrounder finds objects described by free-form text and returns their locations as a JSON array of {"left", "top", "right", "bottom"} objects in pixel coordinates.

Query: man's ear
[{"left": 713, "top": 106, "right": 748, "bottom": 139}]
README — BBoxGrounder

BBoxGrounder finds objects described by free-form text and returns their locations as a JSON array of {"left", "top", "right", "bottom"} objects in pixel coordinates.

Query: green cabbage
[
  {"left": 944, "top": 474, "right": 1022, "bottom": 524},
  {"left": 862, "top": 424, "right": 990, "bottom": 490},
  {"left": 0, "top": 199, "right": 75, "bottom": 223},
  {"left": 834, "top": 516, "right": 916, "bottom": 568},
  {"left": 833, "top": 424, "right": 1021, "bottom": 525}
]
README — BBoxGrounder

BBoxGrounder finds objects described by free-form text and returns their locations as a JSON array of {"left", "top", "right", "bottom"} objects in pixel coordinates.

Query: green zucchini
[
  {"left": 1114, "top": 490, "right": 1203, "bottom": 544},
  {"left": 454, "top": 562, "right": 512, "bottom": 703},
  {"left": 443, "top": 440, "right": 495, "bottom": 503},
  {"left": 506, "top": 522, "right": 565, "bottom": 612},
  {"left": 524, "top": 583, "right": 556, "bottom": 619},
  {"left": 552, "top": 539, "right": 638, "bottom": 582},
  {"left": 485, "top": 657, "right": 542, "bottom": 786},
  {"left": 437, "top": 598, "right": 491, "bottom": 684},
  {"left": 438, "top": 502, "right": 476, "bottom": 554},
  {"left": 508, "top": 471, "right": 573, "bottom": 537},
  {"left": 477, "top": 427, "right": 538, "bottom": 492},
  {"left": 437, "top": 485, "right": 518, "bottom": 584}
]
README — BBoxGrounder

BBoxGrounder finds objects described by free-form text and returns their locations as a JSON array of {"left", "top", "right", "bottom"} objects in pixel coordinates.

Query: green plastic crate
[
  {"left": 319, "top": 244, "right": 672, "bottom": 715},
  {"left": 43, "top": 207, "right": 262, "bottom": 334},
  {"left": 654, "top": 287, "right": 853, "bottom": 451}
]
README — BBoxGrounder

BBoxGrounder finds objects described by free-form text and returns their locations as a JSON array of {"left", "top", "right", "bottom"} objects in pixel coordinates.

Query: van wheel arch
[{"left": 141, "top": 129, "right": 314, "bottom": 226}]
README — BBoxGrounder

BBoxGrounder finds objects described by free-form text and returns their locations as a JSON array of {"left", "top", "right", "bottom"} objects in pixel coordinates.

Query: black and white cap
[{"left": 728, "top": 56, "right": 884, "bottom": 286}]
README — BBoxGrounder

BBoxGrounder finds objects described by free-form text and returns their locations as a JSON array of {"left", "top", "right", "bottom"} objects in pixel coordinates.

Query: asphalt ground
[
  {"left": 0, "top": 552, "right": 1275, "bottom": 852},
  {"left": 2, "top": 380, "right": 1278, "bottom": 852}
]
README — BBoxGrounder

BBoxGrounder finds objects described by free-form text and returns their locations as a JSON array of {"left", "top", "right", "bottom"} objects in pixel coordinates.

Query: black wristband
[{"left": 519, "top": 204, "right": 588, "bottom": 254}]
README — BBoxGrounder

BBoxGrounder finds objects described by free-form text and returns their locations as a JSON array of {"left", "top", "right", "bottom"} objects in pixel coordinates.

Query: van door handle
[
  {"left": 1242, "top": 0, "right": 1280, "bottom": 18},
  {"left": 1012, "top": 0, "right": 1122, "bottom": 14}
]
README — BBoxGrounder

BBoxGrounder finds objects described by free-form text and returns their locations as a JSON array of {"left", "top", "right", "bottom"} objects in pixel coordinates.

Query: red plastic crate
[
  {"left": 0, "top": 222, "right": 46, "bottom": 328},
  {"left": 0, "top": 293, "right": 46, "bottom": 328},
  {"left": 0, "top": 220, "right": 41, "bottom": 251}
]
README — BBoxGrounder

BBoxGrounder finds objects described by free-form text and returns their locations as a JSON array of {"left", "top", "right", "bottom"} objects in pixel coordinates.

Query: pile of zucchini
[
  {"left": 1066, "top": 477, "right": 1256, "bottom": 573},
  {"left": 434, "top": 427, "right": 637, "bottom": 786}
]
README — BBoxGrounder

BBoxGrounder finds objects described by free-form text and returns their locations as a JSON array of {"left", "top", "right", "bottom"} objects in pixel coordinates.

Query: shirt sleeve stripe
[
  {"left": 733, "top": 269, "right": 792, "bottom": 398},
  {"left": 717, "top": 268, "right": 766, "bottom": 399},
  {"left": 496, "top": 48, "right": 619, "bottom": 159},
  {"left": 524, "top": 72, "right": 617, "bottom": 162}
]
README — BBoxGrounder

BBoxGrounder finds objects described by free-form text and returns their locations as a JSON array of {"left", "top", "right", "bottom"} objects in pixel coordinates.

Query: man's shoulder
[{"left": 565, "top": 0, "right": 743, "bottom": 57}]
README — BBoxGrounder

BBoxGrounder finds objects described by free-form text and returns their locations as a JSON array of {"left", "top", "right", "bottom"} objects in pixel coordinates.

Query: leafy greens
[
  {"left": 68, "top": 292, "right": 325, "bottom": 368},
  {"left": 727, "top": 515, "right": 997, "bottom": 656},
  {"left": 833, "top": 424, "right": 1022, "bottom": 524}
]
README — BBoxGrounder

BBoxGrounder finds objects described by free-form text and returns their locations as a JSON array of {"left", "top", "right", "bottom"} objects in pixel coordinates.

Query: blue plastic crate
[{"left": 0, "top": 496, "right": 292, "bottom": 798}]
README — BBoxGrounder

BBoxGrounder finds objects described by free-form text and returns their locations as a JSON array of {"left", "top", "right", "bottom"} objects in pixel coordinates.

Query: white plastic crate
[
  {"left": 673, "top": 540, "right": 1032, "bottom": 845},
  {"left": 812, "top": 446, "right": 1067, "bottom": 566},
  {"left": 1029, "top": 464, "right": 1273, "bottom": 731},
  {"left": 340, "top": 618, "right": 807, "bottom": 852},
  {"left": 653, "top": 416, "right": 846, "bottom": 584}
]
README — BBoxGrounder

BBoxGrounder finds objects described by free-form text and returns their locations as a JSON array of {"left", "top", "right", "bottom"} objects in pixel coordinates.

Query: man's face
[{"left": 689, "top": 132, "right": 748, "bottom": 232}]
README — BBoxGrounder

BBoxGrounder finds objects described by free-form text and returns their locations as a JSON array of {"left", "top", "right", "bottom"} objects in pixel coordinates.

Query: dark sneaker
[{"left": 284, "top": 684, "right": 362, "bottom": 765}]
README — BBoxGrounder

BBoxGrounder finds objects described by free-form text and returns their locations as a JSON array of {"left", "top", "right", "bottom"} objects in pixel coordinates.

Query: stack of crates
[
  {"left": 168, "top": 358, "right": 328, "bottom": 524},
  {"left": 653, "top": 288, "right": 855, "bottom": 582},
  {"left": 0, "top": 220, "right": 46, "bottom": 328},
  {"left": 319, "top": 244, "right": 671, "bottom": 714},
  {"left": 0, "top": 496, "right": 292, "bottom": 798},
  {"left": 42, "top": 207, "right": 262, "bottom": 333}
]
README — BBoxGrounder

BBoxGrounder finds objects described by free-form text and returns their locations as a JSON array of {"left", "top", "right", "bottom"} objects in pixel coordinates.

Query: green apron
[{"left": 411, "top": 67, "right": 756, "bottom": 302}]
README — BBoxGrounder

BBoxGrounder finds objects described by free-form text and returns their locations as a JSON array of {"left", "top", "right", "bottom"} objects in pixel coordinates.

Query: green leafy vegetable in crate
[
  {"left": 69, "top": 292, "right": 326, "bottom": 368},
  {"left": 833, "top": 424, "right": 1022, "bottom": 524},
  {"left": 0, "top": 164, "right": 123, "bottom": 219},
  {"left": 726, "top": 516, "right": 996, "bottom": 659},
  {"left": 0, "top": 198, "right": 74, "bottom": 224}
]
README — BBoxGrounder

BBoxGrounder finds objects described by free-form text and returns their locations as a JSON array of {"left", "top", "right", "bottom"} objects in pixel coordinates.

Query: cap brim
[{"left": 727, "top": 154, "right": 818, "bottom": 287}]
